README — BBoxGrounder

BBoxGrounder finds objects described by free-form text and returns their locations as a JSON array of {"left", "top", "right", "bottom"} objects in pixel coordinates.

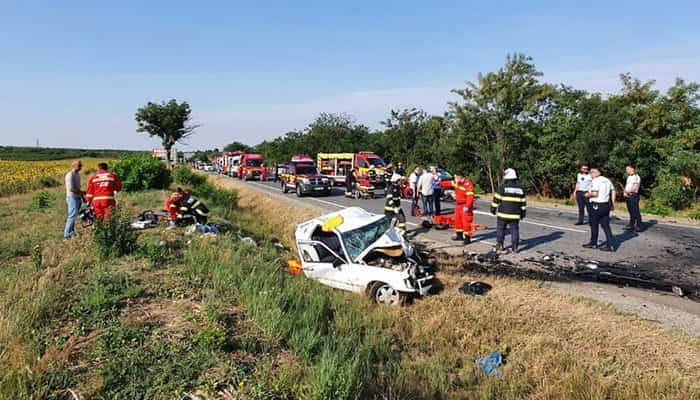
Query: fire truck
[
  {"left": 317, "top": 152, "right": 388, "bottom": 188},
  {"left": 280, "top": 154, "right": 332, "bottom": 197},
  {"left": 235, "top": 153, "right": 267, "bottom": 181}
]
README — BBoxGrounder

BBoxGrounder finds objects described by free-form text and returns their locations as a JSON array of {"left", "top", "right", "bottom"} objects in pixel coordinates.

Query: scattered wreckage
[{"left": 292, "top": 207, "right": 434, "bottom": 305}]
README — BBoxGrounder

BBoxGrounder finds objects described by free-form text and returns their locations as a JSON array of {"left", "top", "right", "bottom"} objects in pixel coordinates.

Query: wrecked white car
[{"left": 294, "top": 207, "right": 434, "bottom": 305}]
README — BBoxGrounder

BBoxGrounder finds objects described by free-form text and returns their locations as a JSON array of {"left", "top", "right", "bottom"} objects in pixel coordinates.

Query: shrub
[
  {"left": 173, "top": 167, "right": 206, "bottom": 187},
  {"left": 30, "top": 191, "right": 52, "bottom": 210},
  {"left": 112, "top": 154, "right": 172, "bottom": 192},
  {"left": 688, "top": 208, "right": 700, "bottom": 221},
  {"left": 650, "top": 172, "right": 694, "bottom": 210},
  {"left": 39, "top": 176, "right": 59, "bottom": 188},
  {"left": 93, "top": 210, "right": 139, "bottom": 259},
  {"left": 641, "top": 202, "right": 673, "bottom": 217}
]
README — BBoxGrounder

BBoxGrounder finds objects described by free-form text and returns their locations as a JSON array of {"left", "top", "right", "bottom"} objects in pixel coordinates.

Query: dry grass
[{"left": 209, "top": 174, "right": 700, "bottom": 399}]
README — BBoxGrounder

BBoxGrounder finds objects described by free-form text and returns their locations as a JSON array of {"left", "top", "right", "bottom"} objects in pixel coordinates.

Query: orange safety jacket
[
  {"left": 452, "top": 178, "right": 475, "bottom": 208},
  {"left": 85, "top": 170, "right": 122, "bottom": 202}
]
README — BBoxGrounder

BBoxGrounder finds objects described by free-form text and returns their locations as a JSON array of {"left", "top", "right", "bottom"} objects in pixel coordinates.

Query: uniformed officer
[
  {"left": 384, "top": 174, "right": 407, "bottom": 230},
  {"left": 623, "top": 165, "right": 643, "bottom": 232},
  {"left": 572, "top": 164, "right": 593, "bottom": 225},
  {"left": 177, "top": 196, "right": 210, "bottom": 226},
  {"left": 491, "top": 168, "right": 527, "bottom": 253},
  {"left": 583, "top": 167, "right": 616, "bottom": 251}
]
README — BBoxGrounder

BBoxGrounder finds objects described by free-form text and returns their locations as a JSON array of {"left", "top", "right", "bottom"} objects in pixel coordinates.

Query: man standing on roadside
[
  {"left": 624, "top": 165, "right": 643, "bottom": 232},
  {"left": 64, "top": 160, "right": 84, "bottom": 239},
  {"left": 417, "top": 167, "right": 435, "bottom": 219},
  {"left": 432, "top": 167, "right": 442, "bottom": 216},
  {"left": 491, "top": 168, "right": 526, "bottom": 253},
  {"left": 86, "top": 162, "right": 122, "bottom": 220},
  {"left": 583, "top": 167, "right": 616, "bottom": 252},
  {"left": 409, "top": 167, "right": 421, "bottom": 199},
  {"left": 572, "top": 165, "right": 593, "bottom": 225}
]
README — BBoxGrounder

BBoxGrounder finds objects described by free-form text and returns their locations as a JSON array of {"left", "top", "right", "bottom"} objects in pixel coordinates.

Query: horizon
[{"left": 2, "top": 1, "right": 699, "bottom": 151}]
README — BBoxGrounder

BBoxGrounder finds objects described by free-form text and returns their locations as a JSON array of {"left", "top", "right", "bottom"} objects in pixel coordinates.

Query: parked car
[{"left": 293, "top": 207, "right": 434, "bottom": 305}]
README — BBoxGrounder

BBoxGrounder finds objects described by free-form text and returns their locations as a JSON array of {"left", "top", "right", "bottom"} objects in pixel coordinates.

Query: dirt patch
[{"left": 121, "top": 297, "right": 199, "bottom": 333}]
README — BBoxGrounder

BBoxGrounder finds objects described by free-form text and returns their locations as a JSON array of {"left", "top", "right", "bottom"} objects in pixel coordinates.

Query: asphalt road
[{"left": 232, "top": 177, "right": 700, "bottom": 282}]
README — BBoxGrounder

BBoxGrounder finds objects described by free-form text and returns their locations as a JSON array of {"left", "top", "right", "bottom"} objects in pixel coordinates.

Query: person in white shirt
[
  {"left": 408, "top": 167, "right": 422, "bottom": 200},
  {"left": 572, "top": 165, "right": 593, "bottom": 225},
  {"left": 63, "top": 160, "right": 84, "bottom": 239},
  {"left": 623, "top": 165, "right": 643, "bottom": 232},
  {"left": 417, "top": 168, "right": 436, "bottom": 217},
  {"left": 583, "top": 167, "right": 616, "bottom": 251}
]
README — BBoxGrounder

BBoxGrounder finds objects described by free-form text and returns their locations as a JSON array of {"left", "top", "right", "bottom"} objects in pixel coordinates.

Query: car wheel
[
  {"left": 370, "top": 282, "right": 404, "bottom": 306},
  {"left": 282, "top": 182, "right": 289, "bottom": 193},
  {"left": 296, "top": 185, "right": 304, "bottom": 197}
]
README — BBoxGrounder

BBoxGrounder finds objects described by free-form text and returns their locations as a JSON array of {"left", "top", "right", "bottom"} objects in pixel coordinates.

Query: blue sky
[{"left": 1, "top": 0, "right": 699, "bottom": 150}]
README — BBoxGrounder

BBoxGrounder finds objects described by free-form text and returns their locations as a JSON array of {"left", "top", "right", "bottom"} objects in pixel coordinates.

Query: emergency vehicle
[
  {"left": 235, "top": 153, "right": 267, "bottom": 181},
  {"left": 317, "top": 152, "right": 388, "bottom": 188},
  {"left": 280, "top": 154, "right": 332, "bottom": 197}
]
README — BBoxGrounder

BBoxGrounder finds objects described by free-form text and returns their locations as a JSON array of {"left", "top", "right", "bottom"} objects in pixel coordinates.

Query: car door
[{"left": 296, "top": 240, "right": 351, "bottom": 291}]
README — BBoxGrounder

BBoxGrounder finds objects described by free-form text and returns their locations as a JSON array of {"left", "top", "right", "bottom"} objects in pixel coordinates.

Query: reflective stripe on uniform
[
  {"left": 490, "top": 202, "right": 499, "bottom": 208},
  {"left": 494, "top": 194, "right": 526, "bottom": 202},
  {"left": 195, "top": 209, "right": 209, "bottom": 216},
  {"left": 92, "top": 196, "right": 115, "bottom": 200},
  {"left": 521, "top": 206, "right": 527, "bottom": 210},
  {"left": 497, "top": 212, "right": 521, "bottom": 220},
  {"left": 92, "top": 177, "right": 115, "bottom": 183}
]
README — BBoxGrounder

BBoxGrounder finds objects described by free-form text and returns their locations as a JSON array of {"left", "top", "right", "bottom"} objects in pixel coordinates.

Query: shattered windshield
[{"left": 341, "top": 217, "right": 391, "bottom": 261}]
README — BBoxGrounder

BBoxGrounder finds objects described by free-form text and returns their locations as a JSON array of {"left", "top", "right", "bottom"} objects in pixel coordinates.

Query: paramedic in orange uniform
[
  {"left": 451, "top": 171, "right": 475, "bottom": 244},
  {"left": 85, "top": 162, "right": 122, "bottom": 219}
]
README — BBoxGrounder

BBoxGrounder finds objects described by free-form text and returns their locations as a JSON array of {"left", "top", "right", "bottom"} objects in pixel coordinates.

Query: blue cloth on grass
[{"left": 475, "top": 351, "right": 504, "bottom": 377}]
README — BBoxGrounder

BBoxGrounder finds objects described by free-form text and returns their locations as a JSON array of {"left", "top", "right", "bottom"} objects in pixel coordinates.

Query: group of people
[
  {"left": 573, "top": 164, "right": 643, "bottom": 251},
  {"left": 63, "top": 161, "right": 122, "bottom": 239},
  {"left": 407, "top": 166, "right": 445, "bottom": 218},
  {"left": 63, "top": 160, "right": 210, "bottom": 238}
]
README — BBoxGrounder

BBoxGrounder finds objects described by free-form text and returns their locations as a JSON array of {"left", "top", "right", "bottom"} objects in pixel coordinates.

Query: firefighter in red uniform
[
  {"left": 451, "top": 171, "right": 475, "bottom": 244},
  {"left": 85, "top": 162, "right": 122, "bottom": 219},
  {"left": 166, "top": 187, "right": 190, "bottom": 228}
]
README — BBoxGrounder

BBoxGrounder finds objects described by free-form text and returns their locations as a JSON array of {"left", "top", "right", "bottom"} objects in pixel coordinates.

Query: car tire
[
  {"left": 282, "top": 182, "right": 289, "bottom": 193},
  {"left": 369, "top": 282, "right": 405, "bottom": 306},
  {"left": 296, "top": 185, "right": 304, "bottom": 197}
]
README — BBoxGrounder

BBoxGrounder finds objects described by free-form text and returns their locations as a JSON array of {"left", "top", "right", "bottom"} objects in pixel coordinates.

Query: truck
[
  {"left": 317, "top": 152, "right": 388, "bottom": 188},
  {"left": 280, "top": 154, "right": 332, "bottom": 197},
  {"left": 235, "top": 153, "right": 267, "bottom": 181}
]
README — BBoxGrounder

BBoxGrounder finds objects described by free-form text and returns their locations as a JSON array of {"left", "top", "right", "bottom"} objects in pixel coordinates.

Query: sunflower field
[{"left": 0, "top": 158, "right": 109, "bottom": 197}]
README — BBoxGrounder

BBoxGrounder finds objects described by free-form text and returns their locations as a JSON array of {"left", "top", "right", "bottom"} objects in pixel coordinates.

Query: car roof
[{"left": 316, "top": 207, "right": 385, "bottom": 233}]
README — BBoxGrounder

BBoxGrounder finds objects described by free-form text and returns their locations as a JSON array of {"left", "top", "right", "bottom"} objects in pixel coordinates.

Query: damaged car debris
[
  {"left": 462, "top": 251, "right": 700, "bottom": 302},
  {"left": 293, "top": 207, "right": 435, "bottom": 305}
]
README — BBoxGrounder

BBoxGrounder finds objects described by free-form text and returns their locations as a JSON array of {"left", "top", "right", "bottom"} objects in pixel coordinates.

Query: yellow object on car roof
[{"left": 322, "top": 215, "right": 344, "bottom": 232}]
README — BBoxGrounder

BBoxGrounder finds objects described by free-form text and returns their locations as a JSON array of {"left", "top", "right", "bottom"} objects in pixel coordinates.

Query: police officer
[
  {"left": 384, "top": 174, "right": 407, "bottom": 230},
  {"left": 491, "top": 168, "right": 526, "bottom": 253},
  {"left": 583, "top": 167, "right": 616, "bottom": 251},
  {"left": 345, "top": 167, "right": 356, "bottom": 197},
  {"left": 572, "top": 164, "right": 593, "bottom": 225},
  {"left": 623, "top": 165, "right": 643, "bottom": 232}
]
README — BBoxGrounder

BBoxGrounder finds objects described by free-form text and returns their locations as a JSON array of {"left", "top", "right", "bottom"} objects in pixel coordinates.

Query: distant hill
[{"left": 0, "top": 146, "right": 144, "bottom": 161}]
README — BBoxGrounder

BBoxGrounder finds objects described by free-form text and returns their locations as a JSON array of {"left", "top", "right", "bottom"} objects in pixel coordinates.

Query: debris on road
[
  {"left": 459, "top": 281, "right": 492, "bottom": 296},
  {"left": 460, "top": 250, "right": 700, "bottom": 302},
  {"left": 475, "top": 351, "right": 504, "bottom": 377}
]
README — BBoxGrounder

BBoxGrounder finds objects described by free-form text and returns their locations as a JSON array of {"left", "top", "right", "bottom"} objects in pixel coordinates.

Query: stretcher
[{"left": 431, "top": 214, "right": 486, "bottom": 232}]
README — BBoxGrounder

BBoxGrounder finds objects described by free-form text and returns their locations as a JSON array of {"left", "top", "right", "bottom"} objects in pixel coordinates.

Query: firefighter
[
  {"left": 85, "top": 162, "right": 122, "bottom": 220},
  {"left": 165, "top": 187, "right": 190, "bottom": 228},
  {"left": 451, "top": 171, "right": 475, "bottom": 244},
  {"left": 177, "top": 196, "right": 210, "bottom": 226},
  {"left": 491, "top": 168, "right": 527, "bottom": 253},
  {"left": 384, "top": 174, "right": 406, "bottom": 230},
  {"left": 345, "top": 168, "right": 357, "bottom": 197}
]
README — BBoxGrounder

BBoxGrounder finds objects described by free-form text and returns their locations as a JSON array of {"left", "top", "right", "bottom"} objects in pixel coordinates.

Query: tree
[
  {"left": 223, "top": 141, "right": 254, "bottom": 153},
  {"left": 450, "top": 53, "right": 555, "bottom": 192},
  {"left": 135, "top": 99, "right": 199, "bottom": 169}
]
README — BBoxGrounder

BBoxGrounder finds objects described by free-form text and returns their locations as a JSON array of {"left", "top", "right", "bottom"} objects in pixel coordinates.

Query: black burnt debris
[{"left": 460, "top": 251, "right": 700, "bottom": 302}]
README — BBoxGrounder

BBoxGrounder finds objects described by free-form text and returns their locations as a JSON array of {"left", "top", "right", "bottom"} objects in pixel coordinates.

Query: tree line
[{"left": 221, "top": 54, "right": 699, "bottom": 212}]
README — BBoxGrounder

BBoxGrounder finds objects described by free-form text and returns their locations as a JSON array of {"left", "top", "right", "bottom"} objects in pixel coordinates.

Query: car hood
[{"left": 355, "top": 227, "right": 411, "bottom": 262}]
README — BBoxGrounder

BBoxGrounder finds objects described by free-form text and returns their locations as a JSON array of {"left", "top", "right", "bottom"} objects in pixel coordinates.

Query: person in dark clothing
[
  {"left": 395, "top": 162, "right": 405, "bottom": 177},
  {"left": 177, "top": 196, "right": 210, "bottom": 225},
  {"left": 432, "top": 167, "right": 442, "bottom": 216},
  {"left": 491, "top": 168, "right": 527, "bottom": 253},
  {"left": 345, "top": 168, "right": 356, "bottom": 196},
  {"left": 583, "top": 167, "right": 616, "bottom": 252},
  {"left": 384, "top": 175, "right": 407, "bottom": 230},
  {"left": 572, "top": 165, "right": 593, "bottom": 225}
]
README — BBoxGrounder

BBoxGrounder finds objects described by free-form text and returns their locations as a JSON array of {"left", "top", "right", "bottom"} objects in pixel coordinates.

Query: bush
[
  {"left": 93, "top": 210, "right": 139, "bottom": 259},
  {"left": 38, "top": 176, "right": 59, "bottom": 188},
  {"left": 650, "top": 172, "right": 694, "bottom": 210},
  {"left": 30, "top": 191, "right": 52, "bottom": 210},
  {"left": 688, "top": 208, "right": 700, "bottom": 221},
  {"left": 112, "top": 154, "right": 171, "bottom": 192},
  {"left": 641, "top": 202, "right": 673, "bottom": 217},
  {"left": 172, "top": 167, "right": 206, "bottom": 187}
]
